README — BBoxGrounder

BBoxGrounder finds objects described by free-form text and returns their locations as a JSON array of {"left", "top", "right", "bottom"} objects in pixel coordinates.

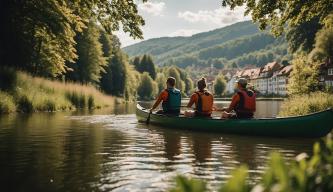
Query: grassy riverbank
[
  {"left": 279, "top": 92, "right": 333, "bottom": 116},
  {"left": 0, "top": 70, "right": 118, "bottom": 114}
]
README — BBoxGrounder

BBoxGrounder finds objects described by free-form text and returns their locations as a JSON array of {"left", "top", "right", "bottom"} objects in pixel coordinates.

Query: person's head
[
  {"left": 197, "top": 77, "right": 207, "bottom": 91},
  {"left": 235, "top": 78, "right": 247, "bottom": 89},
  {"left": 166, "top": 77, "right": 176, "bottom": 88}
]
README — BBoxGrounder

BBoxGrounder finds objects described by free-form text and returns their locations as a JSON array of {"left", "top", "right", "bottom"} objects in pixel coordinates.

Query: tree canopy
[
  {"left": 221, "top": 0, "right": 333, "bottom": 36},
  {"left": 221, "top": 0, "right": 333, "bottom": 55},
  {"left": 214, "top": 75, "right": 227, "bottom": 96},
  {"left": 1, "top": 0, "right": 145, "bottom": 77},
  {"left": 66, "top": 21, "right": 107, "bottom": 84}
]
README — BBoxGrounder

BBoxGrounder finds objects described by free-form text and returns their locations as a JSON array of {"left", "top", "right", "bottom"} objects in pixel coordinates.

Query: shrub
[
  {"left": 137, "top": 72, "right": 158, "bottom": 100},
  {"left": 66, "top": 91, "right": 86, "bottom": 108},
  {"left": 78, "top": 94, "right": 86, "bottom": 108},
  {"left": 287, "top": 54, "right": 320, "bottom": 95},
  {"left": 88, "top": 95, "right": 95, "bottom": 109},
  {"left": 279, "top": 92, "right": 333, "bottom": 116},
  {"left": 170, "top": 176, "right": 207, "bottom": 192},
  {"left": 44, "top": 100, "right": 56, "bottom": 112},
  {"left": 17, "top": 95, "right": 33, "bottom": 113},
  {"left": 0, "top": 91, "right": 16, "bottom": 113},
  {"left": 214, "top": 75, "right": 227, "bottom": 97}
]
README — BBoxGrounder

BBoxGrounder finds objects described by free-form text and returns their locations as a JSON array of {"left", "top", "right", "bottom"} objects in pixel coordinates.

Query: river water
[{"left": 0, "top": 101, "right": 317, "bottom": 191}]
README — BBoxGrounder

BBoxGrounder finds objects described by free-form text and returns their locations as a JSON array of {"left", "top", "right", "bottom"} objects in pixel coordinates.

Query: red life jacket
[
  {"left": 236, "top": 89, "right": 256, "bottom": 113},
  {"left": 195, "top": 91, "right": 214, "bottom": 116}
]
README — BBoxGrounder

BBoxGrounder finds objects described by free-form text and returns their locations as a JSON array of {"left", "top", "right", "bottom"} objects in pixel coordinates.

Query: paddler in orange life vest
[
  {"left": 187, "top": 78, "right": 214, "bottom": 117},
  {"left": 150, "top": 77, "right": 181, "bottom": 115},
  {"left": 221, "top": 78, "right": 256, "bottom": 119}
]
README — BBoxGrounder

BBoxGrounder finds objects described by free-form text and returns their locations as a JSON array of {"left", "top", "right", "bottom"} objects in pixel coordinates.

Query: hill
[{"left": 123, "top": 21, "right": 290, "bottom": 69}]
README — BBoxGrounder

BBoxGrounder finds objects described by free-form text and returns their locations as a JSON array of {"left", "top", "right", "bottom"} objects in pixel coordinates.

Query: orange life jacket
[
  {"left": 195, "top": 91, "right": 214, "bottom": 116},
  {"left": 236, "top": 89, "right": 256, "bottom": 113}
]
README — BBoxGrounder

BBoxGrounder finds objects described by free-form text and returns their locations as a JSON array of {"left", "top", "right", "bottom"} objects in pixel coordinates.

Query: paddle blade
[{"left": 146, "top": 112, "right": 151, "bottom": 124}]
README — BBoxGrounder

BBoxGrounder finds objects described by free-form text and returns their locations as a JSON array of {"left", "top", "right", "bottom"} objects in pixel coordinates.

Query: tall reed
[{"left": 0, "top": 69, "right": 117, "bottom": 113}]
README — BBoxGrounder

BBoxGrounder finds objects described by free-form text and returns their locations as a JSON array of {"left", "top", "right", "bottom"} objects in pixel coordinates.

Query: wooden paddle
[{"left": 146, "top": 110, "right": 152, "bottom": 125}]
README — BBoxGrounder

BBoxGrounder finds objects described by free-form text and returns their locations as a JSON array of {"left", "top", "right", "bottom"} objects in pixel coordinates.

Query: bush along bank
[
  {"left": 279, "top": 92, "right": 333, "bottom": 117},
  {"left": 169, "top": 134, "right": 333, "bottom": 192},
  {"left": 0, "top": 70, "right": 117, "bottom": 114}
]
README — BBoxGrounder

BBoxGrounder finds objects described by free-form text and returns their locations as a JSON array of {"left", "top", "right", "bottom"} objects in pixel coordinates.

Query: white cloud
[
  {"left": 178, "top": 6, "right": 250, "bottom": 26},
  {"left": 115, "top": 30, "right": 143, "bottom": 47},
  {"left": 138, "top": 2, "right": 165, "bottom": 16},
  {"left": 169, "top": 29, "right": 201, "bottom": 37}
]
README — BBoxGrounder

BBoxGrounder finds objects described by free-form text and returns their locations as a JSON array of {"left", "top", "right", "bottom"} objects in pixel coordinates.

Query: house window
[
  {"left": 326, "top": 81, "right": 333, "bottom": 87},
  {"left": 328, "top": 68, "right": 333, "bottom": 76}
]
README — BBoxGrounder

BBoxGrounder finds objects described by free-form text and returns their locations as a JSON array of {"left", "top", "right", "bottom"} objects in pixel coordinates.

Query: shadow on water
[{"left": 0, "top": 101, "right": 318, "bottom": 191}]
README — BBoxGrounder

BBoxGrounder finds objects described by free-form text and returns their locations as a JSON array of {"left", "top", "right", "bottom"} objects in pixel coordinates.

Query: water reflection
[{"left": 0, "top": 102, "right": 317, "bottom": 191}]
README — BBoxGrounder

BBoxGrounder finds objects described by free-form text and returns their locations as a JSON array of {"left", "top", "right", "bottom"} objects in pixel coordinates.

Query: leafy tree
[
  {"left": 1, "top": 0, "right": 145, "bottom": 77},
  {"left": 221, "top": 0, "right": 333, "bottom": 36},
  {"left": 156, "top": 73, "right": 167, "bottom": 93},
  {"left": 100, "top": 49, "right": 128, "bottom": 96},
  {"left": 99, "top": 34, "right": 141, "bottom": 100},
  {"left": 137, "top": 72, "right": 158, "bottom": 100},
  {"left": 288, "top": 54, "right": 320, "bottom": 95},
  {"left": 124, "top": 66, "right": 141, "bottom": 101},
  {"left": 66, "top": 21, "right": 106, "bottom": 84},
  {"left": 138, "top": 54, "right": 157, "bottom": 79},
  {"left": 133, "top": 56, "right": 142, "bottom": 71},
  {"left": 167, "top": 67, "right": 185, "bottom": 91},
  {"left": 185, "top": 78, "right": 194, "bottom": 94},
  {"left": 99, "top": 30, "right": 113, "bottom": 62},
  {"left": 309, "top": 13, "right": 333, "bottom": 63},
  {"left": 176, "top": 67, "right": 188, "bottom": 82},
  {"left": 286, "top": 17, "right": 322, "bottom": 53},
  {"left": 214, "top": 75, "right": 227, "bottom": 96},
  {"left": 221, "top": 0, "right": 333, "bottom": 56},
  {"left": 231, "top": 62, "right": 238, "bottom": 69}
]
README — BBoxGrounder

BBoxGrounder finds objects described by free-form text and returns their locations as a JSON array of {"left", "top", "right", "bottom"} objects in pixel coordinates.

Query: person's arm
[
  {"left": 150, "top": 91, "right": 166, "bottom": 112},
  {"left": 187, "top": 94, "right": 196, "bottom": 108},
  {"left": 225, "top": 94, "right": 240, "bottom": 113},
  {"left": 150, "top": 98, "right": 162, "bottom": 112}
]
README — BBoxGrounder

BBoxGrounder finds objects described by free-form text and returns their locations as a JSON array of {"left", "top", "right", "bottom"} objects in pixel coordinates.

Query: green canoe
[{"left": 136, "top": 104, "right": 333, "bottom": 138}]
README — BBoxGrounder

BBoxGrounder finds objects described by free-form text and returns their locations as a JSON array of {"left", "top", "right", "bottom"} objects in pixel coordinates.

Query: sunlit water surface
[{"left": 0, "top": 101, "right": 317, "bottom": 191}]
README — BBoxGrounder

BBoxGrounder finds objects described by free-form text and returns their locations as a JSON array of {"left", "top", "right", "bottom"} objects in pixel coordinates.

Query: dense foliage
[
  {"left": 287, "top": 54, "right": 320, "bottom": 95},
  {"left": 169, "top": 134, "right": 333, "bottom": 192},
  {"left": 222, "top": 0, "right": 333, "bottom": 54},
  {"left": 279, "top": 92, "right": 333, "bottom": 117},
  {"left": 137, "top": 72, "right": 158, "bottom": 100},
  {"left": 133, "top": 54, "right": 157, "bottom": 79},
  {"left": 0, "top": 0, "right": 155, "bottom": 102},
  {"left": 1, "top": 0, "right": 145, "bottom": 77},
  {"left": 214, "top": 75, "right": 227, "bottom": 96},
  {"left": 66, "top": 21, "right": 107, "bottom": 84}
]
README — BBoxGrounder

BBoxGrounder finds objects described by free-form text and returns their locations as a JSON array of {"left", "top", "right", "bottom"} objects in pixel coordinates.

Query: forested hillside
[{"left": 123, "top": 21, "right": 290, "bottom": 68}]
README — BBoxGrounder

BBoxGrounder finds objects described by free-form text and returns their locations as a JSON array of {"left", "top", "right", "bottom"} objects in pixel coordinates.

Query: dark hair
[
  {"left": 197, "top": 77, "right": 206, "bottom": 91},
  {"left": 239, "top": 83, "right": 247, "bottom": 89},
  {"left": 166, "top": 77, "right": 176, "bottom": 87}
]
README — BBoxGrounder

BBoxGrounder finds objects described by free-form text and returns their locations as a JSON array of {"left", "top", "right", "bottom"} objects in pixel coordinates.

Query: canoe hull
[{"left": 136, "top": 104, "right": 333, "bottom": 138}]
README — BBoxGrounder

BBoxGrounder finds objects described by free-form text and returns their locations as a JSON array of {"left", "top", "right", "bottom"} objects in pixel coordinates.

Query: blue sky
[{"left": 117, "top": 0, "right": 250, "bottom": 47}]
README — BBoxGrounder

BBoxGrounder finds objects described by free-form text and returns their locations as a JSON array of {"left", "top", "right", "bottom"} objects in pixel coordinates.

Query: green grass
[
  {"left": 0, "top": 69, "right": 117, "bottom": 113},
  {"left": 279, "top": 92, "right": 333, "bottom": 117}
]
